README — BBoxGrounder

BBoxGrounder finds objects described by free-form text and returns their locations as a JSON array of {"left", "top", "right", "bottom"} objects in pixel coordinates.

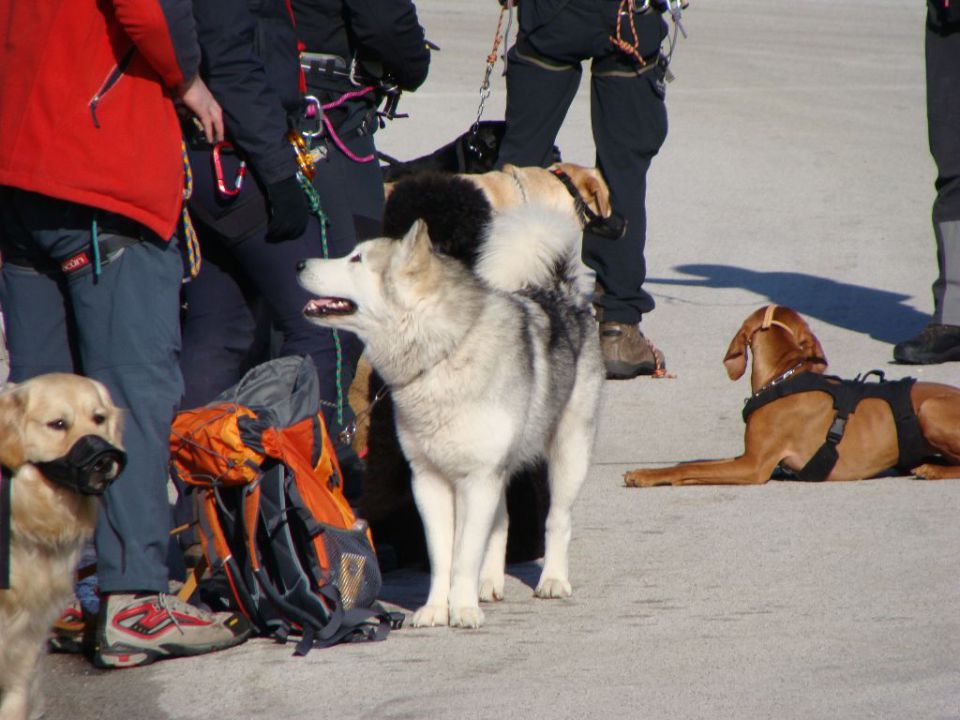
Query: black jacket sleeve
[
  {"left": 344, "top": 0, "right": 430, "bottom": 91},
  {"left": 192, "top": 0, "right": 300, "bottom": 185}
]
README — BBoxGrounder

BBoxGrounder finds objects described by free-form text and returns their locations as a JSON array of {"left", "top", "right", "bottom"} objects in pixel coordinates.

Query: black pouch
[
  {"left": 187, "top": 146, "right": 269, "bottom": 245},
  {"left": 929, "top": 0, "right": 960, "bottom": 28}
]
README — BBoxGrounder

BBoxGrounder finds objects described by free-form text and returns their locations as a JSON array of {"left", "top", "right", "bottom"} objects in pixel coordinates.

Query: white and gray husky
[{"left": 298, "top": 204, "right": 603, "bottom": 628}]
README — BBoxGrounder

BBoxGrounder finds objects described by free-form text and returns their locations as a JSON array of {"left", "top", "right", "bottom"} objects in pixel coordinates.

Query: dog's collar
[
  {"left": 506, "top": 166, "right": 529, "bottom": 204},
  {"left": 1, "top": 465, "right": 11, "bottom": 589},
  {"left": 750, "top": 361, "right": 805, "bottom": 399}
]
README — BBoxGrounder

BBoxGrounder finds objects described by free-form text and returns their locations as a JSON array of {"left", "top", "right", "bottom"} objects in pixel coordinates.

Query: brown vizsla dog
[{"left": 624, "top": 305, "right": 960, "bottom": 487}]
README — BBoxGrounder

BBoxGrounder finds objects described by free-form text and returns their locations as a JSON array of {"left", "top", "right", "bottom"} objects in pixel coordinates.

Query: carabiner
[{"left": 212, "top": 141, "right": 246, "bottom": 197}]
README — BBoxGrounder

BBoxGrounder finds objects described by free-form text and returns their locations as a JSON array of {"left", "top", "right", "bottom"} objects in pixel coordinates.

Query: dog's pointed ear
[
  {"left": 722, "top": 326, "right": 750, "bottom": 380},
  {"left": 0, "top": 384, "right": 26, "bottom": 468},
  {"left": 398, "top": 219, "right": 434, "bottom": 270}
]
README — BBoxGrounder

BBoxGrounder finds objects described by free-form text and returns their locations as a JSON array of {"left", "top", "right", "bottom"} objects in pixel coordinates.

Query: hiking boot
[
  {"left": 893, "top": 324, "right": 960, "bottom": 364},
  {"left": 599, "top": 321, "right": 666, "bottom": 379},
  {"left": 93, "top": 592, "right": 251, "bottom": 669}
]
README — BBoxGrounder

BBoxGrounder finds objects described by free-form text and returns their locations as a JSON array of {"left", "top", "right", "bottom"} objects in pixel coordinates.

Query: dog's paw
[
  {"left": 449, "top": 604, "right": 485, "bottom": 628},
  {"left": 623, "top": 470, "right": 666, "bottom": 487},
  {"left": 912, "top": 463, "right": 960, "bottom": 480},
  {"left": 411, "top": 604, "right": 449, "bottom": 628},
  {"left": 534, "top": 577, "right": 572, "bottom": 599},
  {"left": 479, "top": 577, "right": 504, "bottom": 602}
]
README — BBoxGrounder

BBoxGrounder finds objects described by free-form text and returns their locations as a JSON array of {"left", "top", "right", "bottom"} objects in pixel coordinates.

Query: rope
[
  {"left": 180, "top": 141, "right": 202, "bottom": 282},
  {"left": 609, "top": 0, "right": 648, "bottom": 68},
  {"left": 320, "top": 87, "right": 377, "bottom": 163},
  {"left": 296, "top": 171, "right": 345, "bottom": 428}
]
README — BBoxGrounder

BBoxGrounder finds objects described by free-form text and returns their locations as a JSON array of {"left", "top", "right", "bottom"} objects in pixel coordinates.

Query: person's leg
[
  {"left": 928, "top": 21, "right": 960, "bottom": 326},
  {"left": 587, "top": 68, "right": 667, "bottom": 324},
  {"left": 1, "top": 189, "right": 82, "bottom": 381},
  {"left": 495, "top": 46, "right": 582, "bottom": 168},
  {"left": 179, "top": 226, "right": 259, "bottom": 409},
  {"left": 588, "top": 62, "right": 668, "bottom": 377},
  {"left": 894, "top": 18, "right": 960, "bottom": 363}
]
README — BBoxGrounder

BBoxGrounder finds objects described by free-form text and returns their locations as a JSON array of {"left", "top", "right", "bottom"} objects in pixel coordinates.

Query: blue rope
[{"left": 91, "top": 215, "right": 102, "bottom": 281}]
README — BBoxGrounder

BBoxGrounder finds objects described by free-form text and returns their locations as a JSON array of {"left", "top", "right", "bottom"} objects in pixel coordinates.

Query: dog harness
[
  {"left": 1, "top": 466, "right": 11, "bottom": 589},
  {"left": 742, "top": 371, "right": 927, "bottom": 481}
]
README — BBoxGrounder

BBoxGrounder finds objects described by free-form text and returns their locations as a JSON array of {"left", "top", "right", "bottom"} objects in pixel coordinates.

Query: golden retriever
[{"left": 0, "top": 374, "right": 123, "bottom": 720}]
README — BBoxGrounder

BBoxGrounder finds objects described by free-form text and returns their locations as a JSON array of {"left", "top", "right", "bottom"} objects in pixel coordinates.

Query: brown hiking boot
[{"left": 599, "top": 321, "right": 666, "bottom": 379}]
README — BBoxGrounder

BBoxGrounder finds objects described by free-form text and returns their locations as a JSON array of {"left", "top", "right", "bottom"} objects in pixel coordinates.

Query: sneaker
[
  {"left": 599, "top": 321, "right": 666, "bottom": 379},
  {"left": 49, "top": 599, "right": 92, "bottom": 654},
  {"left": 93, "top": 592, "right": 251, "bottom": 669},
  {"left": 893, "top": 324, "right": 960, "bottom": 364}
]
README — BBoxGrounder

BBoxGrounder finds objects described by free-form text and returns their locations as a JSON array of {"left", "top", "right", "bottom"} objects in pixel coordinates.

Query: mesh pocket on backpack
[{"left": 318, "top": 526, "right": 382, "bottom": 610}]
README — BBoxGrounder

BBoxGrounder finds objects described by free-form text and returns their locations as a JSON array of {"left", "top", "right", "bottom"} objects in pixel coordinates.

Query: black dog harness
[{"left": 742, "top": 371, "right": 927, "bottom": 481}]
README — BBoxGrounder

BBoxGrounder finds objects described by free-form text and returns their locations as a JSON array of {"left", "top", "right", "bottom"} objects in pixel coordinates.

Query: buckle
[{"left": 826, "top": 415, "right": 847, "bottom": 444}]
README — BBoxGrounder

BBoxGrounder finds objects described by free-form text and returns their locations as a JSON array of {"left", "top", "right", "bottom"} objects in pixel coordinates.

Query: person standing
[
  {"left": 0, "top": 0, "right": 251, "bottom": 668},
  {"left": 894, "top": 0, "right": 960, "bottom": 364},
  {"left": 496, "top": 0, "right": 675, "bottom": 378},
  {"left": 177, "top": 0, "right": 316, "bottom": 418}
]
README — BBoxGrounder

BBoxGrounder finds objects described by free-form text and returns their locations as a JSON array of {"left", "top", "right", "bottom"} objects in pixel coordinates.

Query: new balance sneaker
[
  {"left": 49, "top": 599, "right": 93, "bottom": 654},
  {"left": 93, "top": 592, "right": 251, "bottom": 669}
]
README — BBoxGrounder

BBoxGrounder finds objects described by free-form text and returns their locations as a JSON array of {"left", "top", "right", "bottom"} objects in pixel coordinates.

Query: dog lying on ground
[
  {"left": 624, "top": 305, "right": 960, "bottom": 487},
  {"left": 299, "top": 203, "right": 603, "bottom": 628},
  {"left": 0, "top": 374, "right": 125, "bottom": 720}
]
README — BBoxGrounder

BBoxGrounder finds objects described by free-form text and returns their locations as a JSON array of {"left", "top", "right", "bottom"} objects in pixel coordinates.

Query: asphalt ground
[{"left": 40, "top": 1, "right": 960, "bottom": 718}]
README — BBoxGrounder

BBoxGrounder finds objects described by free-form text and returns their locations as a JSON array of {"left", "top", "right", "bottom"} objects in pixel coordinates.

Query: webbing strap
[{"left": 1, "top": 467, "right": 10, "bottom": 589}]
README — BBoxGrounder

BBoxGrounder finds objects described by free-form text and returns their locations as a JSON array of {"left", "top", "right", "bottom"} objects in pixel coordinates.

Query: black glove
[{"left": 265, "top": 175, "right": 309, "bottom": 242}]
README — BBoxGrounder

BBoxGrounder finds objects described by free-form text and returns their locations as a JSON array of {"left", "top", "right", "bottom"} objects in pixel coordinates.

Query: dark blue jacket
[
  {"left": 291, "top": 0, "right": 430, "bottom": 92},
  {"left": 193, "top": 0, "right": 300, "bottom": 185}
]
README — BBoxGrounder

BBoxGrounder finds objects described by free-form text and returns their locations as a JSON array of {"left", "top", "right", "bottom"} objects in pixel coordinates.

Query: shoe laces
[
  {"left": 155, "top": 593, "right": 216, "bottom": 635},
  {"left": 156, "top": 594, "right": 185, "bottom": 635}
]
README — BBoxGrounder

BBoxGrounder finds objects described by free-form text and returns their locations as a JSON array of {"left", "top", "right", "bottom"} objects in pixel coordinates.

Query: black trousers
[
  {"left": 496, "top": 4, "right": 668, "bottom": 325},
  {"left": 926, "top": 15, "right": 960, "bottom": 324}
]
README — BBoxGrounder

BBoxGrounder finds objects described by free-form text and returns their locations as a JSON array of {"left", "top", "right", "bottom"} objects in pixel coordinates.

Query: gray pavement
[{"left": 42, "top": 1, "right": 960, "bottom": 718}]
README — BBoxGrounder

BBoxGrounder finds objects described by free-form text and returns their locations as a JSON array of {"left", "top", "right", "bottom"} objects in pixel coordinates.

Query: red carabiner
[{"left": 212, "top": 141, "right": 247, "bottom": 197}]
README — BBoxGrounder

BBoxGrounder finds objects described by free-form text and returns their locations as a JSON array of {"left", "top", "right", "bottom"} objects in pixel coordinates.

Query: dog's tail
[{"left": 476, "top": 203, "right": 592, "bottom": 302}]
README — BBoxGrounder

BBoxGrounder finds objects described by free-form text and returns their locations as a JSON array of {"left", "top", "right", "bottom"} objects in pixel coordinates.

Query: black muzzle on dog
[
  {"left": 33, "top": 435, "right": 127, "bottom": 496},
  {"left": 584, "top": 211, "right": 627, "bottom": 240}
]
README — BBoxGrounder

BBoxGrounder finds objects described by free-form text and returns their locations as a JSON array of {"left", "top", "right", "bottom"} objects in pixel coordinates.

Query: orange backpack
[{"left": 170, "top": 356, "right": 400, "bottom": 653}]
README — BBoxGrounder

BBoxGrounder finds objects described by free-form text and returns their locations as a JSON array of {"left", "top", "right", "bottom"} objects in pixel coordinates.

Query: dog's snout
[{"left": 297, "top": 260, "right": 307, "bottom": 273}]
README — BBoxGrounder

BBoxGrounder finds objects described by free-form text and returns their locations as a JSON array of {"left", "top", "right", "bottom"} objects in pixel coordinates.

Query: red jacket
[{"left": 0, "top": 0, "right": 200, "bottom": 240}]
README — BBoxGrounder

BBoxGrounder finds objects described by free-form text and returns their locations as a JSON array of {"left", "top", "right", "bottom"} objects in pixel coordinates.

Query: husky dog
[{"left": 298, "top": 203, "right": 603, "bottom": 628}]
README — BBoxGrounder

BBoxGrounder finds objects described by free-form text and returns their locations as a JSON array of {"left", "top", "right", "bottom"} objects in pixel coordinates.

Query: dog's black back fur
[{"left": 382, "top": 173, "right": 491, "bottom": 269}]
